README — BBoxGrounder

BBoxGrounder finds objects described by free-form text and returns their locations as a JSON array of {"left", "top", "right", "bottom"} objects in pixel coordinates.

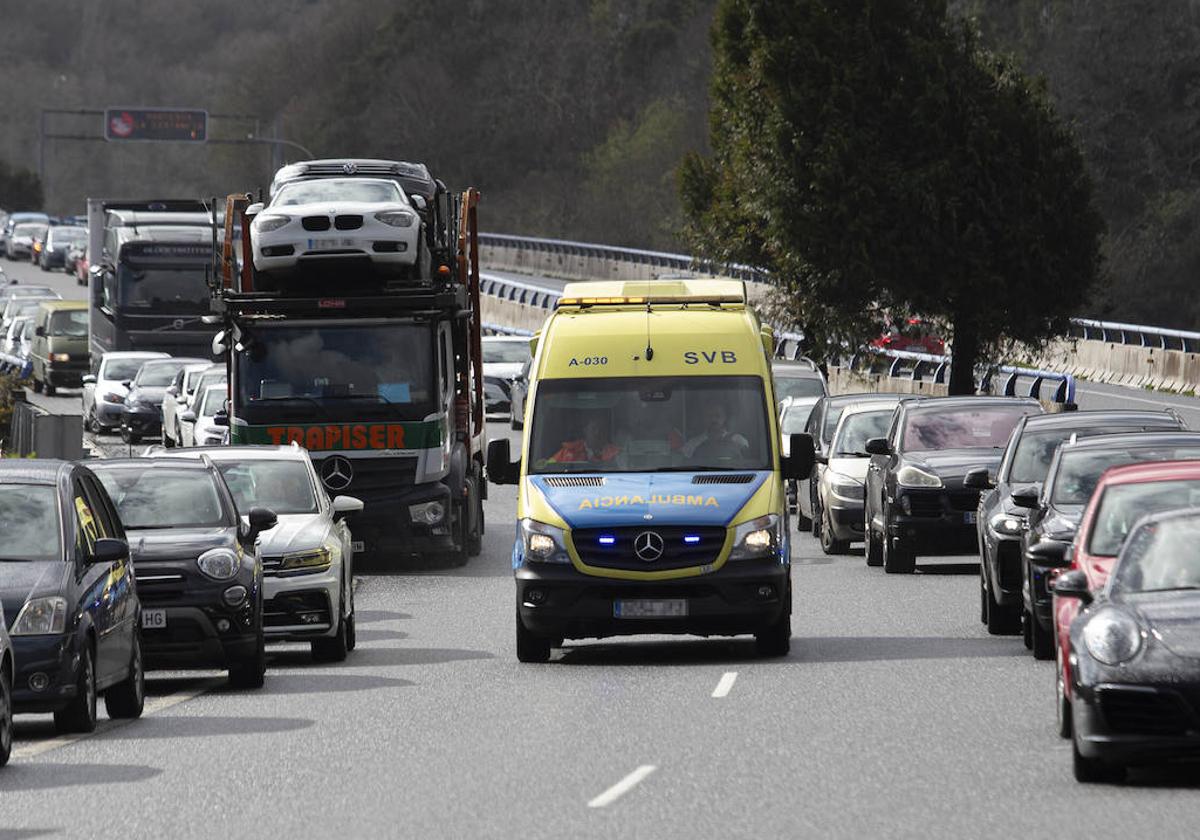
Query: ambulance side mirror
[
  {"left": 487, "top": 438, "right": 520, "bottom": 485},
  {"left": 782, "top": 433, "right": 815, "bottom": 480}
]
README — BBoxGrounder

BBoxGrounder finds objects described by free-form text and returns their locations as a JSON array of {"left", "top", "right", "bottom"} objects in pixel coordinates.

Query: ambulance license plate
[
  {"left": 963, "top": 511, "right": 977, "bottom": 525},
  {"left": 613, "top": 599, "right": 688, "bottom": 619},
  {"left": 142, "top": 609, "right": 167, "bottom": 630}
]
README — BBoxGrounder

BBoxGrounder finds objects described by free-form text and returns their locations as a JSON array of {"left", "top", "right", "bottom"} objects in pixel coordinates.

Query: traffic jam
[{"left": 1, "top": 157, "right": 1199, "bottom": 793}]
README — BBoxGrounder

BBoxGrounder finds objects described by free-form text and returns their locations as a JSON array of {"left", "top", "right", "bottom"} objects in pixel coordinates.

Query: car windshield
[
  {"left": 48, "top": 309, "right": 88, "bottom": 338},
  {"left": 51, "top": 228, "right": 86, "bottom": 245},
  {"left": 1111, "top": 515, "right": 1200, "bottom": 594},
  {"left": 274, "top": 179, "right": 404, "bottom": 206},
  {"left": 482, "top": 341, "right": 529, "bottom": 364},
  {"left": 775, "top": 376, "right": 825, "bottom": 400},
  {"left": 216, "top": 460, "right": 318, "bottom": 515},
  {"left": 781, "top": 402, "right": 816, "bottom": 434},
  {"left": 1087, "top": 478, "right": 1200, "bottom": 557},
  {"left": 102, "top": 357, "right": 153, "bottom": 382},
  {"left": 199, "top": 386, "right": 226, "bottom": 417},
  {"left": 833, "top": 409, "right": 893, "bottom": 456},
  {"left": 903, "top": 405, "right": 1034, "bottom": 452},
  {"left": 0, "top": 485, "right": 61, "bottom": 563},
  {"left": 6, "top": 288, "right": 58, "bottom": 300},
  {"left": 14, "top": 224, "right": 45, "bottom": 238},
  {"left": 116, "top": 265, "right": 209, "bottom": 313},
  {"left": 136, "top": 362, "right": 184, "bottom": 387},
  {"left": 1051, "top": 447, "right": 1200, "bottom": 505},
  {"left": 1009, "top": 425, "right": 1177, "bottom": 484},
  {"left": 529, "top": 376, "right": 771, "bottom": 473},
  {"left": 96, "top": 467, "right": 228, "bottom": 530}
]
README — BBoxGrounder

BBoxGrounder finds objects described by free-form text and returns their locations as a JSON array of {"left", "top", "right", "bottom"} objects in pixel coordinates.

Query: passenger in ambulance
[{"left": 547, "top": 416, "right": 622, "bottom": 465}]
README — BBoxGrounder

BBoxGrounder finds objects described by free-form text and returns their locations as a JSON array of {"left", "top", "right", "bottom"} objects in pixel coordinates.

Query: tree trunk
[{"left": 948, "top": 315, "right": 979, "bottom": 396}]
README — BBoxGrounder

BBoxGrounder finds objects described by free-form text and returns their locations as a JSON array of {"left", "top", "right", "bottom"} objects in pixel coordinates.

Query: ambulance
[{"left": 487, "top": 279, "right": 815, "bottom": 661}]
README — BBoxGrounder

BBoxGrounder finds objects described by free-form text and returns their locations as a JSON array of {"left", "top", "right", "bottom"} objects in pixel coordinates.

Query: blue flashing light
[
  {"left": 683, "top": 535, "right": 701, "bottom": 544},
  {"left": 598, "top": 535, "right": 616, "bottom": 546}
]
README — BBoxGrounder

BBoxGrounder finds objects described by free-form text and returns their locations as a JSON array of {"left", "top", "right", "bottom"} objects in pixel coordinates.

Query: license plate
[
  {"left": 613, "top": 599, "right": 688, "bottom": 619},
  {"left": 963, "top": 511, "right": 977, "bottom": 525},
  {"left": 307, "top": 237, "right": 357, "bottom": 251},
  {"left": 351, "top": 541, "right": 365, "bottom": 553},
  {"left": 142, "top": 609, "right": 167, "bottom": 629}
]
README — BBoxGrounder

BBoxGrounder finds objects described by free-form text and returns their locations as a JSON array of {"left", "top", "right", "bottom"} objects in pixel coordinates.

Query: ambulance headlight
[
  {"left": 520, "top": 519, "right": 570, "bottom": 564},
  {"left": 729, "top": 514, "right": 782, "bottom": 560}
]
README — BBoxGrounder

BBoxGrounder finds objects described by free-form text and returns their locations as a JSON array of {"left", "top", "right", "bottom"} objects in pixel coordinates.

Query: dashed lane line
[
  {"left": 588, "top": 765, "right": 658, "bottom": 808},
  {"left": 712, "top": 671, "right": 738, "bottom": 698}
]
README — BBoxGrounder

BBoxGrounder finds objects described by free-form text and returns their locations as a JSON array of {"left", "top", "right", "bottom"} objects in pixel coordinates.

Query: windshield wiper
[
  {"left": 252, "top": 395, "right": 334, "bottom": 420},
  {"left": 319, "top": 393, "right": 397, "bottom": 405}
]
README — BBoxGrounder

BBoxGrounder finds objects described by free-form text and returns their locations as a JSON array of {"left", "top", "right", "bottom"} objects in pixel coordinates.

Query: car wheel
[
  {"left": 344, "top": 581, "right": 357, "bottom": 652},
  {"left": 1022, "top": 607, "right": 1034, "bottom": 650},
  {"left": 104, "top": 635, "right": 145, "bottom": 719},
  {"left": 85, "top": 409, "right": 102, "bottom": 434},
  {"left": 1030, "top": 608, "right": 1054, "bottom": 660},
  {"left": 0, "top": 664, "right": 12, "bottom": 767},
  {"left": 979, "top": 566, "right": 988, "bottom": 624},
  {"left": 515, "top": 612, "right": 552, "bottom": 663},
  {"left": 228, "top": 633, "right": 266, "bottom": 689},
  {"left": 984, "top": 569, "right": 1021, "bottom": 635},
  {"left": 865, "top": 521, "right": 884, "bottom": 567},
  {"left": 1072, "top": 733, "right": 1124, "bottom": 784},
  {"left": 312, "top": 584, "right": 350, "bottom": 663},
  {"left": 54, "top": 644, "right": 97, "bottom": 734},
  {"left": 44, "top": 381, "right": 57, "bottom": 396},
  {"left": 1056, "top": 648, "right": 1073, "bottom": 739},
  {"left": 883, "top": 534, "right": 916, "bottom": 574},
  {"left": 820, "top": 509, "right": 850, "bottom": 555}
]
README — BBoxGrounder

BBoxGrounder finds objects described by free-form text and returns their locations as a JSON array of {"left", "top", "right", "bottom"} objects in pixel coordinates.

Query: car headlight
[
  {"left": 896, "top": 465, "right": 942, "bottom": 488},
  {"left": 279, "top": 547, "right": 332, "bottom": 573},
  {"left": 254, "top": 214, "right": 291, "bottom": 233},
  {"left": 12, "top": 596, "right": 68, "bottom": 635},
  {"left": 729, "top": 514, "right": 782, "bottom": 560},
  {"left": 1082, "top": 607, "right": 1144, "bottom": 665},
  {"left": 520, "top": 519, "right": 570, "bottom": 564},
  {"left": 196, "top": 547, "right": 242, "bottom": 580},
  {"left": 989, "top": 512, "right": 1025, "bottom": 536},
  {"left": 102, "top": 391, "right": 126, "bottom": 404},
  {"left": 202, "top": 434, "right": 225, "bottom": 445},
  {"left": 49, "top": 352, "right": 70, "bottom": 362},
  {"left": 374, "top": 210, "right": 417, "bottom": 228},
  {"left": 829, "top": 476, "right": 864, "bottom": 501}
]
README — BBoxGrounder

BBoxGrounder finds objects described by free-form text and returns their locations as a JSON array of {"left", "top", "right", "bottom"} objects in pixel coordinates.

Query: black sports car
[
  {"left": 1057, "top": 507, "right": 1200, "bottom": 783},
  {"left": 91, "top": 458, "right": 276, "bottom": 689},
  {"left": 973, "top": 411, "right": 1184, "bottom": 638},
  {"left": 864, "top": 396, "right": 1041, "bottom": 573}
]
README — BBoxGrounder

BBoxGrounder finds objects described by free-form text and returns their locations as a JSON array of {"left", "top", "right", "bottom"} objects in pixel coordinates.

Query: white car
[
  {"left": 481, "top": 336, "right": 530, "bottom": 419},
  {"left": 82, "top": 351, "right": 169, "bottom": 434},
  {"left": 250, "top": 177, "right": 422, "bottom": 276},
  {"left": 180, "top": 383, "right": 227, "bottom": 447},
  {"left": 0, "top": 607, "right": 11, "bottom": 767},
  {"left": 163, "top": 362, "right": 218, "bottom": 448},
  {"left": 152, "top": 445, "right": 364, "bottom": 660}
]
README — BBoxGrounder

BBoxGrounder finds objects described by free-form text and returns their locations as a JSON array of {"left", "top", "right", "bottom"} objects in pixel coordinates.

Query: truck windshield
[
  {"left": 235, "top": 322, "right": 435, "bottom": 423},
  {"left": 116, "top": 264, "right": 209, "bottom": 313},
  {"left": 529, "top": 376, "right": 772, "bottom": 473}
]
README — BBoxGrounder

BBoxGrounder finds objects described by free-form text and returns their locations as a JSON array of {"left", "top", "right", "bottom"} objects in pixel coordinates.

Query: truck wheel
[
  {"left": 883, "top": 535, "right": 916, "bottom": 574},
  {"left": 515, "top": 613, "right": 551, "bottom": 663},
  {"left": 54, "top": 645, "right": 97, "bottom": 734},
  {"left": 228, "top": 634, "right": 266, "bottom": 689},
  {"left": 104, "top": 635, "right": 145, "bottom": 719},
  {"left": 466, "top": 476, "right": 483, "bottom": 558}
]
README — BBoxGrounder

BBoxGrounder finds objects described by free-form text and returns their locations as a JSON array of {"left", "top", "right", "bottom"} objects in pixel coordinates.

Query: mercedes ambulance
[{"left": 487, "top": 279, "right": 814, "bottom": 661}]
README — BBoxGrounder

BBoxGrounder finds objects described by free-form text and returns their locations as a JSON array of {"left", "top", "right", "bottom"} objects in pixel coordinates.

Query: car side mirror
[
  {"left": 963, "top": 467, "right": 994, "bottom": 490},
  {"left": 1053, "top": 569, "right": 1091, "bottom": 604},
  {"left": 1011, "top": 486, "right": 1042, "bottom": 509},
  {"left": 331, "top": 495, "right": 364, "bottom": 521},
  {"left": 82, "top": 373, "right": 96, "bottom": 385},
  {"left": 865, "top": 437, "right": 891, "bottom": 456},
  {"left": 180, "top": 409, "right": 196, "bottom": 423},
  {"left": 246, "top": 202, "right": 264, "bottom": 215},
  {"left": 89, "top": 537, "right": 129, "bottom": 565},
  {"left": 1027, "top": 539, "right": 1070, "bottom": 569},
  {"left": 166, "top": 385, "right": 178, "bottom": 397},
  {"left": 213, "top": 409, "right": 229, "bottom": 427},
  {"left": 487, "top": 438, "right": 520, "bottom": 485},
  {"left": 244, "top": 507, "right": 278, "bottom": 545},
  {"left": 34, "top": 325, "right": 45, "bottom": 337},
  {"left": 409, "top": 194, "right": 428, "bottom": 212}
]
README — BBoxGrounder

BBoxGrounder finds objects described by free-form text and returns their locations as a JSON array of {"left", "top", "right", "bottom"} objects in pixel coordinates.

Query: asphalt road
[{"left": 2, "top": 252, "right": 1200, "bottom": 835}]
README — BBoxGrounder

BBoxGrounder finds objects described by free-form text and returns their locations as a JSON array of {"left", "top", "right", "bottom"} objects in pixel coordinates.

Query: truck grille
[
  {"left": 310, "top": 454, "right": 418, "bottom": 496},
  {"left": 571, "top": 526, "right": 726, "bottom": 571}
]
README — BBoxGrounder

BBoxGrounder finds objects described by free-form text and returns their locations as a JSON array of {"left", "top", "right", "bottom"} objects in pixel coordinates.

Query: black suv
[
  {"left": 971, "top": 410, "right": 1184, "bottom": 636},
  {"left": 0, "top": 461, "right": 144, "bottom": 733},
  {"left": 90, "top": 458, "right": 276, "bottom": 688},
  {"left": 864, "top": 396, "right": 1042, "bottom": 573}
]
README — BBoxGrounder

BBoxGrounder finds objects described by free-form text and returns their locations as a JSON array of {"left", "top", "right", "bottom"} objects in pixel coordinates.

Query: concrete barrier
[
  {"left": 1036, "top": 338, "right": 1200, "bottom": 396},
  {"left": 827, "top": 367, "right": 949, "bottom": 398}
]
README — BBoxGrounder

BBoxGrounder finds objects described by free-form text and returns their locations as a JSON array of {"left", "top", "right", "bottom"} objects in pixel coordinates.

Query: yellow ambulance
[{"left": 487, "top": 279, "right": 814, "bottom": 661}]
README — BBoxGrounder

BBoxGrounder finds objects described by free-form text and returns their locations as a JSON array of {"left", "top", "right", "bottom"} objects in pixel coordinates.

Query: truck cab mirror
[
  {"left": 963, "top": 467, "right": 994, "bottom": 490},
  {"left": 487, "top": 438, "right": 520, "bottom": 485},
  {"left": 782, "top": 433, "right": 815, "bottom": 479},
  {"left": 1052, "top": 569, "right": 1091, "bottom": 604},
  {"left": 865, "top": 437, "right": 891, "bottom": 456}
]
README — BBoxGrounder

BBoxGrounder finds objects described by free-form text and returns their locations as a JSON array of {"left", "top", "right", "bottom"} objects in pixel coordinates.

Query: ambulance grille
[
  {"left": 692, "top": 474, "right": 754, "bottom": 485},
  {"left": 543, "top": 476, "right": 606, "bottom": 488}
]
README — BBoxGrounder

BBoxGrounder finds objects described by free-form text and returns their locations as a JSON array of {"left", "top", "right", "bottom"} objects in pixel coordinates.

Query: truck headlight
[
  {"left": 896, "top": 465, "right": 942, "bottom": 488},
  {"left": 989, "top": 512, "right": 1025, "bottom": 536},
  {"left": 196, "top": 547, "right": 241, "bottom": 580},
  {"left": 829, "top": 476, "right": 864, "bottom": 501},
  {"left": 520, "top": 519, "right": 570, "bottom": 564},
  {"left": 1083, "top": 608, "right": 1143, "bottom": 665},
  {"left": 12, "top": 596, "right": 68, "bottom": 635},
  {"left": 279, "top": 547, "right": 332, "bottom": 573},
  {"left": 254, "top": 214, "right": 291, "bottom": 233},
  {"left": 729, "top": 514, "right": 781, "bottom": 560},
  {"left": 375, "top": 210, "right": 417, "bottom": 228},
  {"left": 409, "top": 501, "right": 445, "bottom": 525}
]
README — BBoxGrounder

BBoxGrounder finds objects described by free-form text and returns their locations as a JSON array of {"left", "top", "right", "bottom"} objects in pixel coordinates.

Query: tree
[
  {"left": 0, "top": 161, "right": 43, "bottom": 211},
  {"left": 680, "top": 0, "right": 1105, "bottom": 393}
]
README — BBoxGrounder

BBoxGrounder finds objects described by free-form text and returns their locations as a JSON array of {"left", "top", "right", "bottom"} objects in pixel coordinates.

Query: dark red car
[
  {"left": 1047, "top": 460, "right": 1200, "bottom": 738},
  {"left": 870, "top": 318, "right": 945, "bottom": 356}
]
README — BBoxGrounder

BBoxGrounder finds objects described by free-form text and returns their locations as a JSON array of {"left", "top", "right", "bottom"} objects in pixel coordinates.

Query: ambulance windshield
[{"left": 529, "top": 376, "right": 771, "bottom": 473}]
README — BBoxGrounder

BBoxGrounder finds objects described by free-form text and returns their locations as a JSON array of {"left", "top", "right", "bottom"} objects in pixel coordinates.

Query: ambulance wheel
[
  {"left": 755, "top": 612, "right": 791, "bottom": 658},
  {"left": 515, "top": 613, "right": 551, "bottom": 663}
]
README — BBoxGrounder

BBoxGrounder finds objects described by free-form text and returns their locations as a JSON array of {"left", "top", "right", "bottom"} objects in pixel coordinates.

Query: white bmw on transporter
[
  {"left": 249, "top": 177, "right": 423, "bottom": 277},
  {"left": 150, "top": 445, "right": 364, "bottom": 661}
]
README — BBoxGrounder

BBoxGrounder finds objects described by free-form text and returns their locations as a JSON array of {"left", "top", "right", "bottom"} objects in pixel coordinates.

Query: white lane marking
[
  {"left": 712, "top": 671, "right": 738, "bottom": 698},
  {"left": 1075, "top": 386, "right": 1200, "bottom": 413},
  {"left": 588, "top": 765, "right": 657, "bottom": 808},
  {"left": 11, "top": 678, "right": 221, "bottom": 761}
]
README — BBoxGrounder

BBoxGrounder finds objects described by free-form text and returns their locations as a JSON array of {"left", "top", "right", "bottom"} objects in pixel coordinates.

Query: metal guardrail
[
  {"left": 1070, "top": 318, "right": 1200, "bottom": 353},
  {"left": 482, "top": 322, "right": 534, "bottom": 337},
  {"left": 863, "top": 348, "right": 1076, "bottom": 405},
  {"left": 479, "top": 272, "right": 560, "bottom": 310}
]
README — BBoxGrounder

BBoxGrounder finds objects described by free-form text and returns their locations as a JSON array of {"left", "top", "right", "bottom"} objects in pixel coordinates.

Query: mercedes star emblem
[
  {"left": 320, "top": 456, "right": 354, "bottom": 491},
  {"left": 634, "top": 531, "right": 665, "bottom": 563}
]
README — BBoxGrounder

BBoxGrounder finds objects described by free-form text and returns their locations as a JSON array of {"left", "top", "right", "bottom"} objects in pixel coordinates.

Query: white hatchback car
[
  {"left": 180, "top": 383, "right": 227, "bottom": 447},
  {"left": 250, "top": 177, "right": 422, "bottom": 276},
  {"left": 154, "top": 445, "right": 364, "bottom": 661},
  {"left": 163, "top": 362, "right": 218, "bottom": 448},
  {"left": 82, "top": 351, "right": 169, "bottom": 434}
]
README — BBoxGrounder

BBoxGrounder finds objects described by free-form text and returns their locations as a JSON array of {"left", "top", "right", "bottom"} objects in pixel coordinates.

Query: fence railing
[
  {"left": 862, "top": 348, "right": 1076, "bottom": 405},
  {"left": 1069, "top": 318, "right": 1200, "bottom": 353}
]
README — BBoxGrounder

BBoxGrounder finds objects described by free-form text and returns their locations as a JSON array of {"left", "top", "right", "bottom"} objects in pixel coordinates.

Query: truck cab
[{"left": 489, "top": 279, "right": 815, "bottom": 661}]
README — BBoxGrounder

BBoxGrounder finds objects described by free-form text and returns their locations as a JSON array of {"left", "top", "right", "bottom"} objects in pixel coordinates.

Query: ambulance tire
[
  {"left": 755, "top": 611, "right": 791, "bottom": 658},
  {"left": 515, "top": 613, "right": 551, "bottom": 663}
]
